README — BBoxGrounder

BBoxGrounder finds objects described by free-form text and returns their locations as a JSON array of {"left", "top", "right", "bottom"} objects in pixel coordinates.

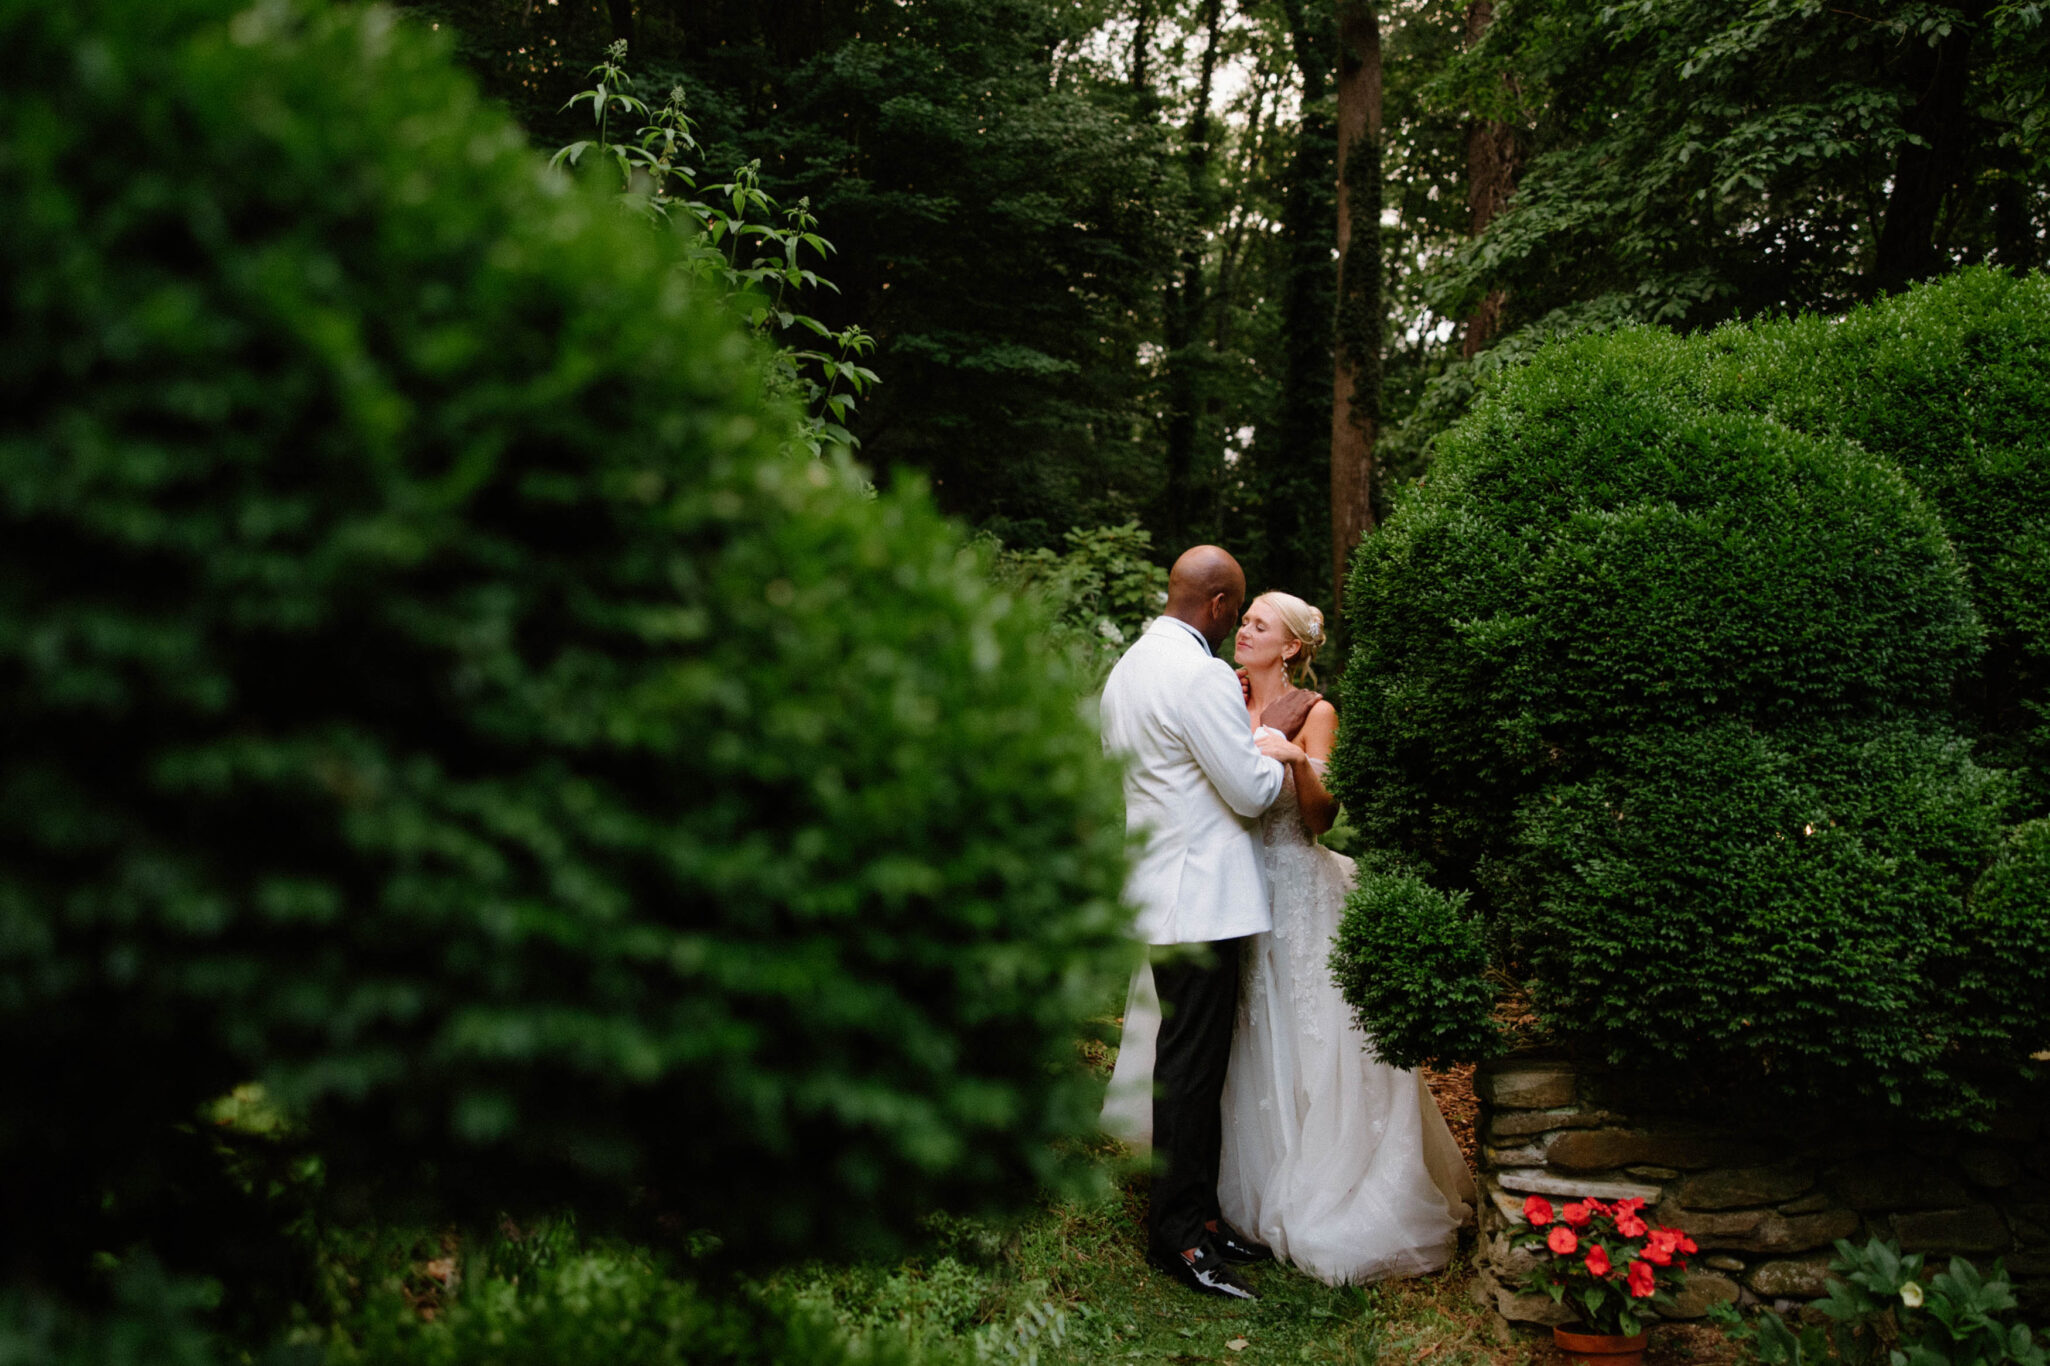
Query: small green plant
[
  {"left": 552, "top": 42, "right": 880, "bottom": 456},
  {"left": 1330, "top": 867, "right": 1501, "bottom": 1070},
  {"left": 1708, "top": 1237, "right": 2047, "bottom": 1366}
]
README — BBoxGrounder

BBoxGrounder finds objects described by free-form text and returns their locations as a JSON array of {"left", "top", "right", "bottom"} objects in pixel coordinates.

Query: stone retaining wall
[{"left": 1470, "top": 1056, "right": 2050, "bottom": 1324}]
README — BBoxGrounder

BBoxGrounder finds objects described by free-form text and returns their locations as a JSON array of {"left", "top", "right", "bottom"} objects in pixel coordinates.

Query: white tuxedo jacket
[{"left": 1100, "top": 617, "right": 1286, "bottom": 945}]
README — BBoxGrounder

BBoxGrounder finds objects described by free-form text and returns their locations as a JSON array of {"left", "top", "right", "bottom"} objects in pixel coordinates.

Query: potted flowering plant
[{"left": 1510, "top": 1194, "right": 1697, "bottom": 1363}]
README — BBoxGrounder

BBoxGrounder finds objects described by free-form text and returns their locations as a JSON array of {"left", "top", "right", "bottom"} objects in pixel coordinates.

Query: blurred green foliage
[
  {"left": 0, "top": 1258, "right": 225, "bottom": 1366},
  {"left": 338, "top": 1231, "right": 912, "bottom": 1366},
  {"left": 0, "top": 0, "right": 1133, "bottom": 1304},
  {"left": 1330, "top": 274, "right": 2050, "bottom": 1117}
]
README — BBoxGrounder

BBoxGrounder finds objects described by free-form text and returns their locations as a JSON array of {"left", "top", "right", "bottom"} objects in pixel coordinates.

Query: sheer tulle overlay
[{"left": 1103, "top": 762, "right": 1474, "bottom": 1286}]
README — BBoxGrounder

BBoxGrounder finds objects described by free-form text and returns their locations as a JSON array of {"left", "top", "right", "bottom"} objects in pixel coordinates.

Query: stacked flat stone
[{"left": 1470, "top": 1057, "right": 2050, "bottom": 1326}]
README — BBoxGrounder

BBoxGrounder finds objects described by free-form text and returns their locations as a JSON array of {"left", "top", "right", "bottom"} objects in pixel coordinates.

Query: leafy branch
[{"left": 552, "top": 42, "right": 880, "bottom": 457}]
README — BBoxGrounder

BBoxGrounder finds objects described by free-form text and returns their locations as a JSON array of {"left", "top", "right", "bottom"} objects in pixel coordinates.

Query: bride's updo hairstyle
[{"left": 1255, "top": 591, "right": 1325, "bottom": 686}]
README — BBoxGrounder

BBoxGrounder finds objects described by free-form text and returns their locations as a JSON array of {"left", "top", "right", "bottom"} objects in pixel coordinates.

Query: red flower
[
  {"left": 1548, "top": 1226, "right": 1579, "bottom": 1255},
  {"left": 1523, "top": 1196, "right": 1554, "bottom": 1227},
  {"left": 1584, "top": 1245, "right": 1612, "bottom": 1277},
  {"left": 1627, "top": 1259, "right": 1657, "bottom": 1298},
  {"left": 1583, "top": 1199, "right": 1610, "bottom": 1219},
  {"left": 1561, "top": 1202, "right": 1591, "bottom": 1227},
  {"left": 1616, "top": 1210, "right": 1647, "bottom": 1238},
  {"left": 1641, "top": 1227, "right": 1682, "bottom": 1266},
  {"left": 1613, "top": 1197, "right": 1646, "bottom": 1215}
]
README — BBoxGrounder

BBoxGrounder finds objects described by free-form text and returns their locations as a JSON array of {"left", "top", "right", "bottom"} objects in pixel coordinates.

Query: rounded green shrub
[
  {"left": 1329, "top": 867, "right": 1498, "bottom": 1070},
  {"left": 0, "top": 0, "right": 1131, "bottom": 1282},
  {"left": 1337, "top": 329, "right": 1980, "bottom": 882},
  {"left": 1330, "top": 327, "right": 2035, "bottom": 1116},
  {"left": 1961, "top": 819, "right": 2050, "bottom": 1056},
  {"left": 1516, "top": 721, "right": 2015, "bottom": 1100},
  {"left": 1693, "top": 268, "right": 2050, "bottom": 811}
]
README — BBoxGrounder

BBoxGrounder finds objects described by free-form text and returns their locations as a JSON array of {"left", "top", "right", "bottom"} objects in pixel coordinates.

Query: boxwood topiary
[
  {"left": 1328, "top": 868, "right": 1498, "bottom": 1071},
  {"left": 1329, "top": 325, "right": 2040, "bottom": 1117},
  {"left": 1514, "top": 720, "right": 2020, "bottom": 1103},
  {"left": 0, "top": 0, "right": 1132, "bottom": 1287},
  {"left": 1962, "top": 818, "right": 2050, "bottom": 1052},
  {"left": 1689, "top": 269, "right": 2050, "bottom": 813}
]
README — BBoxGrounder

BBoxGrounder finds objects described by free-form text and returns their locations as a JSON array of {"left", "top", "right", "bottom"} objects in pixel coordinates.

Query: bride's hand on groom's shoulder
[{"left": 1255, "top": 729, "right": 1305, "bottom": 766}]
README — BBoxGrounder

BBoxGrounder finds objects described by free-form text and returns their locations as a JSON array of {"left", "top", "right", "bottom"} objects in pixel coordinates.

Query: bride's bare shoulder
[{"left": 1300, "top": 698, "right": 1339, "bottom": 756}]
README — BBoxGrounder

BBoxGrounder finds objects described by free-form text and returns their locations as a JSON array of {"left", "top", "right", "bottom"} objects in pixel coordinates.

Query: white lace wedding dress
[{"left": 1104, "top": 758, "right": 1475, "bottom": 1286}]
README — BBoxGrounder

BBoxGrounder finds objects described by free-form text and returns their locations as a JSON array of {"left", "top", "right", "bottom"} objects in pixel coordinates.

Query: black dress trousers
[{"left": 1146, "top": 937, "right": 1245, "bottom": 1257}]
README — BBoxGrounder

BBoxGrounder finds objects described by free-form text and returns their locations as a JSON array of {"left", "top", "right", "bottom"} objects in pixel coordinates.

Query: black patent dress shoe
[
  {"left": 1147, "top": 1239, "right": 1260, "bottom": 1301},
  {"left": 1205, "top": 1219, "right": 1274, "bottom": 1265}
]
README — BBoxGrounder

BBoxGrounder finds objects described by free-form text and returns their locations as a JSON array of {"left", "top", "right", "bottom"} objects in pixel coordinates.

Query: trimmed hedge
[
  {"left": 1329, "top": 867, "right": 1497, "bottom": 1071},
  {"left": 1329, "top": 312, "right": 2049, "bottom": 1117},
  {"left": 1514, "top": 720, "right": 2015, "bottom": 1100},
  {"left": 0, "top": 0, "right": 1131, "bottom": 1285},
  {"left": 1690, "top": 270, "right": 2050, "bottom": 811}
]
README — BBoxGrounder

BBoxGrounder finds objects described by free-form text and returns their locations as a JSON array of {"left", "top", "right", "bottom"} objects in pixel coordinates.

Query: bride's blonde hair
[{"left": 1254, "top": 591, "right": 1325, "bottom": 687}]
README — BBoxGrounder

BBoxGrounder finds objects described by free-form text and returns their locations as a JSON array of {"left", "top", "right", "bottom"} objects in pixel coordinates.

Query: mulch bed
[{"left": 1423, "top": 1060, "right": 1480, "bottom": 1170}]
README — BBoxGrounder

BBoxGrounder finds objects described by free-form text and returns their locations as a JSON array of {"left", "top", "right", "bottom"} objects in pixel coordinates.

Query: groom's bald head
[{"left": 1164, "top": 545, "right": 1247, "bottom": 650}]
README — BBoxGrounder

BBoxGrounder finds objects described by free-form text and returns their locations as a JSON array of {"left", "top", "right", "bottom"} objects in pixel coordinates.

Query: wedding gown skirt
[{"left": 1103, "top": 766, "right": 1474, "bottom": 1286}]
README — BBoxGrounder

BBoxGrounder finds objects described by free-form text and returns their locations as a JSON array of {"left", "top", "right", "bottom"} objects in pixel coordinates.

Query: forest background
[{"left": 407, "top": 0, "right": 2049, "bottom": 612}]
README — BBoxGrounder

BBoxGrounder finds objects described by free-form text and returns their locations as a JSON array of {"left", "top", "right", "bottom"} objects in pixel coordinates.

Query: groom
[{"left": 1101, "top": 545, "right": 1288, "bottom": 1300}]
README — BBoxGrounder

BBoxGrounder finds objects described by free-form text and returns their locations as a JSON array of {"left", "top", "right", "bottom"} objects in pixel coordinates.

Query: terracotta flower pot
[{"left": 1552, "top": 1324, "right": 1650, "bottom": 1365}]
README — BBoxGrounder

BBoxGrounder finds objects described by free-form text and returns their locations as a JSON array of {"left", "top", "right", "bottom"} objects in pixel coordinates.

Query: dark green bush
[
  {"left": 1337, "top": 329, "right": 1979, "bottom": 882},
  {"left": 0, "top": 0, "right": 1131, "bottom": 1288},
  {"left": 1691, "top": 269, "right": 2050, "bottom": 812},
  {"left": 1330, "top": 321, "right": 2044, "bottom": 1116},
  {"left": 1964, "top": 819, "right": 2050, "bottom": 1050},
  {"left": 1329, "top": 868, "right": 1498, "bottom": 1070},
  {"left": 1516, "top": 721, "right": 2021, "bottom": 1098}
]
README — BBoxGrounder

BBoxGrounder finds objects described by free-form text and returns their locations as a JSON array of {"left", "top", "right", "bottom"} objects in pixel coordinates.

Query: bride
[{"left": 1104, "top": 591, "right": 1474, "bottom": 1286}]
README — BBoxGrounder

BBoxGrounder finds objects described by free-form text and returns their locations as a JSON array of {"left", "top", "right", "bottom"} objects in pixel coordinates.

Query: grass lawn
[
  {"left": 772, "top": 1174, "right": 1743, "bottom": 1365},
  {"left": 770, "top": 1062, "right": 1745, "bottom": 1365}
]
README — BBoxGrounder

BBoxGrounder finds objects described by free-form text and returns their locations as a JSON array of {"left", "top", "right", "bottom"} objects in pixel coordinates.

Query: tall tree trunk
[
  {"left": 1253, "top": 0, "right": 1336, "bottom": 601},
  {"left": 1330, "top": 0, "right": 1381, "bottom": 606},
  {"left": 1129, "top": 0, "right": 1157, "bottom": 99},
  {"left": 1870, "top": 3, "right": 1986, "bottom": 294},
  {"left": 1213, "top": 73, "right": 1274, "bottom": 356},
  {"left": 1461, "top": 0, "right": 1517, "bottom": 357},
  {"left": 1162, "top": 0, "right": 1224, "bottom": 546}
]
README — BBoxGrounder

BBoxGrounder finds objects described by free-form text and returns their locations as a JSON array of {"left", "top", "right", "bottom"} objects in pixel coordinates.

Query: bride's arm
[{"left": 1293, "top": 701, "right": 1341, "bottom": 837}]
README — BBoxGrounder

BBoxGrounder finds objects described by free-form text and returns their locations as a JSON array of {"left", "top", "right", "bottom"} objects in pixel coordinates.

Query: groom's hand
[{"left": 1237, "top": 668, "right": 1251, "bottom": 704}]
